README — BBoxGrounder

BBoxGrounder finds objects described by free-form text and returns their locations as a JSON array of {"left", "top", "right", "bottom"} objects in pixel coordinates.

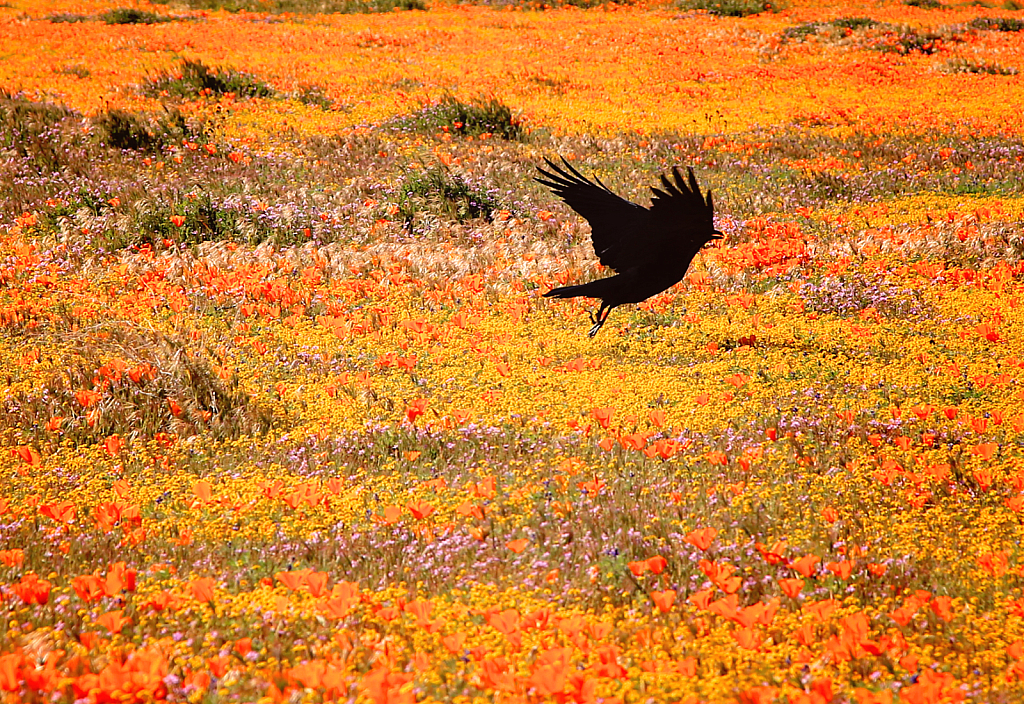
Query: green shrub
[
  {"left": 397, "top": 165, "right": 502, "bottom": 232},
  {"left": 392, "top": 94, "right": 522, "bottom": 140},
  {"left": 57, "top": 65, "right": 91, "bottom": 78},
  {"left": 93, "top": 108, "right": 204, "bottom": 152},
  {"left": 780, "top": 21, "right": 825, "bottom": 41},
  {"left": 872, "top": 26, "right": 962, "bottom": 54},
  {"left": 0, "top": 91, "right": 84, "bottom": 173},
  {"left": 831, "top": 17, "right": 877, "bottom": 31},
  {"left": 942, "top": 57, "right": 1018, "bottom": 75},
  {"left": 488, "top": 0, "right": 633, "bottom": 8},
  {"left": 677, "top": 0, "right": 783, "bottom": 17},
  {"left": 781, "top": 17, "right": 878, "bottom": 42},
  {"left": 0, "top": 327, "right": 274, "bottom": 447},
  {"left": 100, "top": 7, "right": 171, "bottom": 23},
  {"left": 172, "top": 0, "right": 424, "bottom": 12},
  {"left": 134, "top": 193, "right": 244, "bottom": 246},
  {"left": 293, "top": 84, "right": 334, "bottom": 110},
  {"left": 46, "top": 12, "right": 89, "bottom": 22},
  {"left": 146, "top": 59, "right": 276, "bottom": 100},
  {"left": 970, "top": 16, "right": 1024, "bottom": 31}
]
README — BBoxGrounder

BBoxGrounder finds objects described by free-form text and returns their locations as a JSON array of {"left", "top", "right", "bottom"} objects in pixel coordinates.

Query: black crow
[{"left": 536, "top": 157, "right": 722, "bottom": 337}]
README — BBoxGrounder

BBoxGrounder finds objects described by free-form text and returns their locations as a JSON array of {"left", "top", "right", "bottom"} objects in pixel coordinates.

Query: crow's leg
[{"left": 588, "top": 303, "right": 612, "bottom": 338}]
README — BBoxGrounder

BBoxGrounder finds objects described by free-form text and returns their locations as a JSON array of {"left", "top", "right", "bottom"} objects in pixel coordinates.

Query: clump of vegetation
[
  {"left": 832, "top": 16, "right": 878, "bottom": 31},
  {"left": 392, "top": 94, "right": 522, "bottom": 140},
  {"left": 46, "top": 12, "right": 89, "bottom": 22},
  {"left": 0, "top": 91, "right": 87, "bottom": 174},
  {"left": 677, "top": 0, "right": 783, "bottom": 16},
  {"left": 173, "top": 0, "right": 424, "bottom": 12},
  {"left": 121, "top": 189, "right": 321, "bottom": 250},
  {"left": 36, "top": 188, "right": 112, "bottom": 233},
  {"left": 871, "top": 25, "right": 963, "bottom": 54},
  {"left": 99, "top": 7, "right": 172, "bottom": 23},
  {"left": 346, "top": 0, "right": 425, "bottom": 9},
  {"left": 396, "top": 165, "right": 502, "bottom": 232},
  {"left": 903, "top": 0, "right": 943, "bottom": 8},
  {"left": 969, "top": 16, "right": 1024, "bottom": 32},
  {"left": 146, "top": 58, "right": 277, "bottom": 100},
  {"left": 93, "top": 108, "right": 205, "bottom": 152},
  {"left": 487, "top": 0, "right": 633, "bottom": 8},
  {"left": 133, "top": 194, "right": 245, "bottom": 247},
  {"left": 781, "top": 17, "right": 878, "bottom": 42},
  {"left": 0, "top": 327, "right": 275, "bottom": 448},
  {"left": 56, "top": 65, "right": 91, "bottom": 78},
  {"left": 292, "top": 83, "right": 335, "bottom": 110},
  {"left": 780, "top": 21, "right": 827, "bottom": 41},
  {"left": 942, "top": 57, "right": 1018, "bottom": 75}
]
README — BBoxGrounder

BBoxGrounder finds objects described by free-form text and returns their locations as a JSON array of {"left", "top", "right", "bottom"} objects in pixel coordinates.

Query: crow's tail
[
  {"left": 543, "top": 283, "right": 589, "bottom": 299},
  {"left": 544, "top": 278, "right": 617, "bottom": 300}
]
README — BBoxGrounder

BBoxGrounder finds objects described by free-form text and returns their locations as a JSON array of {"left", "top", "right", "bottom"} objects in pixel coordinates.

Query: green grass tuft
[
  {"left": 292, "top": 84, "right": 335, "bottom": 110},
  {"left": 397, "top": 165, "right": 503, "bottom": 232},
  {"left": 970, "top": 16, "right": 1024, "bottom": 31},
  {"left": 391, "top": 94, "right": 523, "bottom": 140},
  {"left": 942, "top": 57, "right": 1019, "bottom": 75},
  {"left": 171, "top": 0, "right": 425, "bottom": 13},
  {"left": 0, "top": 90, "right": 86, "bottom": 174},
  {"left": 93, "top": 108, "right": 205, "bottom": 153},
  {"left": 145, "top": 58, "right": 277, "bottom": 100},
  {"left": 99, "top": 7, "right": 172, "bottom": 23},
  {"left": 677, "top": 0, "right": 784, "bottom": 16},
  {"left": 45, "top": 12, "right": 89, "bottom": 22},
  {"left": 0, "top": 327, "right": 276, "bottom": 448}
]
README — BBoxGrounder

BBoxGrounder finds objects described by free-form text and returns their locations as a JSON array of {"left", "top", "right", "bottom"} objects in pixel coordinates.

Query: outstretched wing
[
  {"left": 535, "top": 157, "right": 651, "bottom": 273},
  {"left": 647, "top": 166, "right": 720, "bottom": 257}
]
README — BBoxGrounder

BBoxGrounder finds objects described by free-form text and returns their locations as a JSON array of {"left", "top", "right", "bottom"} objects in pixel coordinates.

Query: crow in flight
[{"left": 536, "top": 157, "right": 722, "bottom": 337}]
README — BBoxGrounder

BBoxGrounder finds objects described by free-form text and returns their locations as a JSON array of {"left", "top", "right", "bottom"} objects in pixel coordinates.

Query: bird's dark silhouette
[{"left": 536, "top": 157, "right": 722, "bottom": 337}]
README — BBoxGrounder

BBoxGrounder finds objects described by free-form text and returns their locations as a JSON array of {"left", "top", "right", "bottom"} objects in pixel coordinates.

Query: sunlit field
[{"left": 3, "top": 0, "right": 1024, "bottom": 701}]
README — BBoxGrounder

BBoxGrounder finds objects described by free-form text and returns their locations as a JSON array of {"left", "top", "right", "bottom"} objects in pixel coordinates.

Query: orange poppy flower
[{"left": 650, "top": 589, "right": 676, "bottom": 613}]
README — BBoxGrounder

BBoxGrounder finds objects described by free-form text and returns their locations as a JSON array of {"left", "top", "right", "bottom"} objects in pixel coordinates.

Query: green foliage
[
  {"left": 123, "top": 191, "right": 313, "bottom": 250},
  {"left": 397, "top": 165, "right": 502, "bottom": 232},
  {"left": 970, "top": 16, "right": 1024, "bottom": 31},
  {"left": 392, "top": 94, "right": 523, "bottom": 141},
  {"left": 903, "top": 0, "right": 943, "bottom": 7},
  {"left": 37, "top": 189, "right": 111, "bottom": 233},
  {"left": 45, "top": 12, "right": 89, "bottom": 22},
  {"left": 0, "top": 91, "right": 85, "bottom": 173},
  {"left": 172, "top": 0, "right": 424, "bottom": 13},
  {"left": 56, "top": 65, "right": 91, "bottom": 79},
  {"left": 0, "top": 91, "right": 75, "bottom": 134},
  {"left": 942, "top": 57, "right": 1019, "bottom": 75},
  {"left": 831, "top": 16, "right": 877, "bottom": 31},
  {"left": 99, "top": 7, "right": 171, "bottom": 23},
  {"left": 135, "top": 194, "right": 243, "bottom": 246},
  {"left": 292, "top": 84, "right": 335, "bottom": 110},
  {"left": 0, "top": 327, "right": 274, "bottom": 447},
  {"left": 780, "top": 21, "right": 825, "bottom": 41},
  {"left": 93, "top": 108, "right": 204, "bottom": 152},
  {"left": 146, "top": 59, "right": 276, "bottom": 100},
  {"left": 781, "top": 17, "right": 879, "bottom": 42},
  {"left": 488, "top": 0, "right": 635, "bottom": 8},
  {"left": 677, "top": 0, "right": 783, "bottom": 17},
  {"left": 872, "top": 26, "right": 963, "bottom": 54}
]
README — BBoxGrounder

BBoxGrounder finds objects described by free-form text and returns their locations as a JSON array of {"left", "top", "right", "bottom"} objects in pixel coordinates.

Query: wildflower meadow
[{"left": 3, "top": 0, "right": 1024, "bottom": 701}]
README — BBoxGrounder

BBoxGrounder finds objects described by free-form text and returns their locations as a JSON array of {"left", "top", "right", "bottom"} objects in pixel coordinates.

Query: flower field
[{"left": 3, "top": 0, "right": 1024, "bottom": 701}]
